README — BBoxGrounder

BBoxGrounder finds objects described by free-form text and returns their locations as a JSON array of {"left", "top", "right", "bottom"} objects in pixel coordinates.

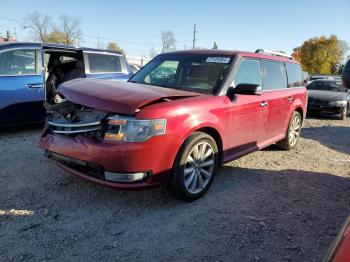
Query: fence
[{"left": 126, "top": 56, "right": 152, "bottom": 67}]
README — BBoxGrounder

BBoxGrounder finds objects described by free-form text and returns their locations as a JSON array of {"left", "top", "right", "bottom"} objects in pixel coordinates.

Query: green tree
[
  {"left": 212, "top": 42, "right": 218, "bottom": 49},
  {"left": 107, "top": 42, "right": 124, "bottom": 54},
  {"left": 292, "top": 35, "right": 347, "bottom": 74},
  {"left": 45, "top": 30, "right": 66, "bottom": 44}
]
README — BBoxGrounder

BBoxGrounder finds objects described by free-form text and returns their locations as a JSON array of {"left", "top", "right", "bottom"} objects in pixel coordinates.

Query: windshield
[
  {"left": 307, "top": 81, "right": 347, "bottom": 92},
  {"left": 129, "top": 54, "right": 233, "bottom": 94}
]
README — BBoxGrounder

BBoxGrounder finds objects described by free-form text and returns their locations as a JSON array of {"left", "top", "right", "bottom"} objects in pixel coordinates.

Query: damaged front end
[{"left": 44, "top": 101, "right": 110, "bottom": 142}]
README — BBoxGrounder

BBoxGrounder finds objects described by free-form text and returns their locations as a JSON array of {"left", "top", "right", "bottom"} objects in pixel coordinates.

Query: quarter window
[
  {"left": 0, "top": 49, "right": 36, "bottom": 76},
  {"left": 261, "top": 60, "right": 287, "bottom": 90},
  {"left": 87, "top": 53, "right": 122, "bottom": 73},
  {"left": 286, "top": 62, "right": 303, "bottom": 87},
  {"left": 233, "top": 59, "right": 262, "bottom": 87}
]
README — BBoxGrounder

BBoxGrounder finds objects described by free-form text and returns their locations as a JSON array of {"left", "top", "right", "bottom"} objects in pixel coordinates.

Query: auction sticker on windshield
[{"left": 206, "top": 57, "right": 231, "bottom": 63}]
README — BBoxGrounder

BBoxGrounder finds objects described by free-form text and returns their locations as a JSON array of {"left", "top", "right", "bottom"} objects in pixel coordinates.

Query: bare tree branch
[
  {"left": 58, "top": 14, "right": 81, "bottom": 45},
  {"left": 161, "top": 31, "right": 176, "bottom": 53},
  {"left": 24, "top": 11, "right": 51, "bottom": 42}
]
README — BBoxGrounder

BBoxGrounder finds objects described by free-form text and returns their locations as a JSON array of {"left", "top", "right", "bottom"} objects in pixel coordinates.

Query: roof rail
[{"left": 255, "top": 49, "right": 293, "bottom": 60}]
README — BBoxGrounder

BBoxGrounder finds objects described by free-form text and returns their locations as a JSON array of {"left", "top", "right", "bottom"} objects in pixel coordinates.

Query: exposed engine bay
[{"left": 45, "top": 101, "right": 110, "bottom": 142}]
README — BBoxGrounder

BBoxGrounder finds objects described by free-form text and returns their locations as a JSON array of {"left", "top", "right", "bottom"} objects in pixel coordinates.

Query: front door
[
  {"left": 0, "top": 48, "right": 44, "bottom": 124},
  {"left": 226, "top": 58, "right": 269, "bottom": 160}
]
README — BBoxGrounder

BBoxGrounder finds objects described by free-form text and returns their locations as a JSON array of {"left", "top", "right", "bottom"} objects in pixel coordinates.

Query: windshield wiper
[{"left": 159, "top": 84, "right": 185, "bottom": 91}]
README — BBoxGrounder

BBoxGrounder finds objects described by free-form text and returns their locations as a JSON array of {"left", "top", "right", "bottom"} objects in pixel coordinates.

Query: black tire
[
  {"left": 276, "top": 111, "right": 302, "bottom": 151},
  {"left": 169, "top": 132, "right": 218, "bottom": 201},
  {"left": 339, "top": 105, "right": 348, "bottom": 120}
]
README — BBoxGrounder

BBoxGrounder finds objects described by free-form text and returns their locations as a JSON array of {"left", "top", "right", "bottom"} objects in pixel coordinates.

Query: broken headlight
[{"left": 104, "top": 116, "right": 166, "bottom": 142}]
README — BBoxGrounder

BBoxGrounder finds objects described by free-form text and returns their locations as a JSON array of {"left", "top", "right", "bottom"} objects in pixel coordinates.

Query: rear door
[
  {"left": 83, "top": 51, "right": 132, "bottom": 82},
  {"left": 0, "top": 48, "right": 44, "bottom": 124},
  {"left": 260, "top": 60, "right": 290, "bottom": 144},
  {"left": 227, "top": 58, "right": 270, "bottom": 158}
]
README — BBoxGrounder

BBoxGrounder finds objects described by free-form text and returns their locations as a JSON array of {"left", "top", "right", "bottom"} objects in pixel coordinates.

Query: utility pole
[
  {"left": 97, "top": 35, "right": 100, "bottom": 48},
  {"left": 192, "top": 24, "right": 197, "bottom": 49}
]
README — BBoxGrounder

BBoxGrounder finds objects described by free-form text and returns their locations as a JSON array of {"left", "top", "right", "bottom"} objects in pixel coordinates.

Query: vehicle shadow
[
  {"left": 301, "top": 125, "right": 350, "bottom": 155},
  {"left": 0, "top": 122, "right": 43, "bottom": 136}
]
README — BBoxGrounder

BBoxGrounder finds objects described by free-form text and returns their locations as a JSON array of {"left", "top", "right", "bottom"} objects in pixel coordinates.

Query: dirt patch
[{"left": 1, "top": 117, "right": 349, "bottom": 261}]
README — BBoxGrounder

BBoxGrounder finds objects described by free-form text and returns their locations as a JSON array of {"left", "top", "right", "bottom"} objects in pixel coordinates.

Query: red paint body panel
[
  {"left": 39, "top": 132, "right": 181, "bottom": 178},
  {"left": 59, "top": 78, "right": 201, "bottom": 115},
  {"left": 326, "top": 217, "right": 350, "bottom": 262},
  {"left": 39, "top": 50, "right": 308, "bottom": 190}
]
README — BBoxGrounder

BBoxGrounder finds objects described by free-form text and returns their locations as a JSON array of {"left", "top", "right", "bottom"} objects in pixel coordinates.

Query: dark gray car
[{"left": 307, "top": 79, "right": 350, "bottom": 120}]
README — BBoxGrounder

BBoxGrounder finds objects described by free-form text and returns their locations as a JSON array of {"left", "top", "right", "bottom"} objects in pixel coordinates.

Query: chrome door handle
[
  {"left": 288, "top": 97, "right": 294, "bottom": 102},
  {"left": 260, "top": 101, "right": 268, "bottom": 107},
  {"left": 26, "top": 83, "right": 43, "bottom": 89}
]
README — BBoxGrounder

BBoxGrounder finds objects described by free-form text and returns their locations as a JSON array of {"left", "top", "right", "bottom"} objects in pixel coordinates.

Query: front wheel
[
  {"left": 169, "top": 132, "right": 218, "bottom": 201},
  {"left": 276, "top": 111, "right": 302, "bottom": 150},
  {"left": 339, "top": 105, "right": 348, "bottom": 120}
]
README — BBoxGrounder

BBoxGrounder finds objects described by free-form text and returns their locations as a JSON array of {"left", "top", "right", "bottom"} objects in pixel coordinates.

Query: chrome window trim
[
  {"left": 261, "top": 86, "right": 305, "bottom": 92},
  {"left": 0, "top": 73, "right": 42, "bottom": 77},
  {"left": 86, "top": 72, "right": 126, "bottom": 75},
  {"left": 83, "top": 50, "right": 123, "bottom": 56}
]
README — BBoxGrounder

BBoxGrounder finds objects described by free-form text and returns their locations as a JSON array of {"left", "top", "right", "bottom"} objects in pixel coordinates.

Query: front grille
[
  {"left": 308, "top": 99, "right": 327, "bottom": 106},
  {"left": 48, "top": 121, "right": 102, "bottom": 134}
]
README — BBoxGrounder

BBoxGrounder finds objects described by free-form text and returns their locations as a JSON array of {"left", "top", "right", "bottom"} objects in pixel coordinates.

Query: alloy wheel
[
  {"left": 184, "top": 141, "right": 215, "bottom": 194},
  {"left": 288, "top": 114, "right": 301, "bottom": 146}
]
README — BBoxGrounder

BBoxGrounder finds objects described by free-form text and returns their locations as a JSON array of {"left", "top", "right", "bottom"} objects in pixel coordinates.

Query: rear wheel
[
  {"left": 169, "top": 132, "right": 218, "bottom": 200},
  {"left": 276, "top": 111, "right": 302, "bottom": 150}
]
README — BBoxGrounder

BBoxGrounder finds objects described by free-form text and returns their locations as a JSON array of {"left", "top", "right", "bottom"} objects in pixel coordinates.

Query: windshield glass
[
  {"left": 307, "top": 81, "right": 347, "bottom": 92},
  {"left": 129, "top": 54, "right": 233, "bottom": 94}
]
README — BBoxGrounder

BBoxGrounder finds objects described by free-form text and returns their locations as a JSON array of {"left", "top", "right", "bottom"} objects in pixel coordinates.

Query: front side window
[
  {"left": 286, "top": 62, "right": 303, "bottom": 87},
  {"left": 130, "top": 54, "right": 233, "bottom": 94},
  {"left": 0, "top": 49, "right": 36, "bottom": 76},
  {"left": 261, "top": 60, "right": 287, "bottom": 90},
  {"left": 233, "top": 58, "right": 262, "bottom": 87},
  {"left": 87, "top": 53, "right": 122, "bottom": 73}
]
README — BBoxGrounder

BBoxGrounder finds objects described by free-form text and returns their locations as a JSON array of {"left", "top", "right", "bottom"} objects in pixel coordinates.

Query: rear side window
[
  {"left": 286, "top": 62, "right": 303, "bottom": 87},
  {"left": 233, "top": 59, "right": 262, "bottom": 87},
  {"left": 261, "top": 60, "right": 287, "bottom": 90},
  {"left": 87, "top": 53, "right": 122, "bottom": 73},
  {"left": 0, "top": 49, "right": 37, "bottom": 76}
]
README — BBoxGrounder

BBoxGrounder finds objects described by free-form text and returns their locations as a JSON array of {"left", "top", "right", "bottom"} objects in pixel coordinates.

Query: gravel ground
[{"left": 1, "top": 116, "right": 350, "bottom": 261}]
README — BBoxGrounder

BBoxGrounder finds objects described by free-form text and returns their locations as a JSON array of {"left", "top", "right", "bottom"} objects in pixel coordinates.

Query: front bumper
[
  {"left": 39, "top": 133, "right": 182, "bottom": 189},
  {"left": 307, "top": 104, "right": 344, "bottom": 114}
]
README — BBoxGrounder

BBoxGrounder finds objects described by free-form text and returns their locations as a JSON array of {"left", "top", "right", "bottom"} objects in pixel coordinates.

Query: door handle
[
  {"left": 288, "top": 97, "right": 294, "bottom": 102},
  {"left": 260, "top": 101, "right": 268, "bottom": 107},
  {"left": 26, "top": 83, "right": 43, "bottom": 89}
]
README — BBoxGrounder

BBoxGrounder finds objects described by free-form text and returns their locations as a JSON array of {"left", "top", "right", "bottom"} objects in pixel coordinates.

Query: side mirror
[{"left": 227, "top": 83, "right": 262, "bottom": 98}]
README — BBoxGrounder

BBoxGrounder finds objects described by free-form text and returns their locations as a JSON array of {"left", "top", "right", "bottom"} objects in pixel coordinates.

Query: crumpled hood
[
  {"left": 308, "top": 90, "right": 349, "bottom": 101},
  {"left": 58, "top": 78, "right": 201, "bottom": 115}
]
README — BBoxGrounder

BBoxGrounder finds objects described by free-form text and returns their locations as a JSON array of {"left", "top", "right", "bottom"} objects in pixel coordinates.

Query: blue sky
[{"left": 0, "top": 0, "right": 349, "bottom": 57}]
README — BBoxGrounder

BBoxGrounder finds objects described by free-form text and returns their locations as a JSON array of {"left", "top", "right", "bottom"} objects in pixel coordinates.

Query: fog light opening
[{"left": 104, "top": 171, "right": 150, "bottom": 183}]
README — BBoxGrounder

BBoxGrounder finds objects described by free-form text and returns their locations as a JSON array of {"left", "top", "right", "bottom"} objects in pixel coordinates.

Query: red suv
[{"left": 39, "top": 49, "right": 307, "bottom": 200}]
